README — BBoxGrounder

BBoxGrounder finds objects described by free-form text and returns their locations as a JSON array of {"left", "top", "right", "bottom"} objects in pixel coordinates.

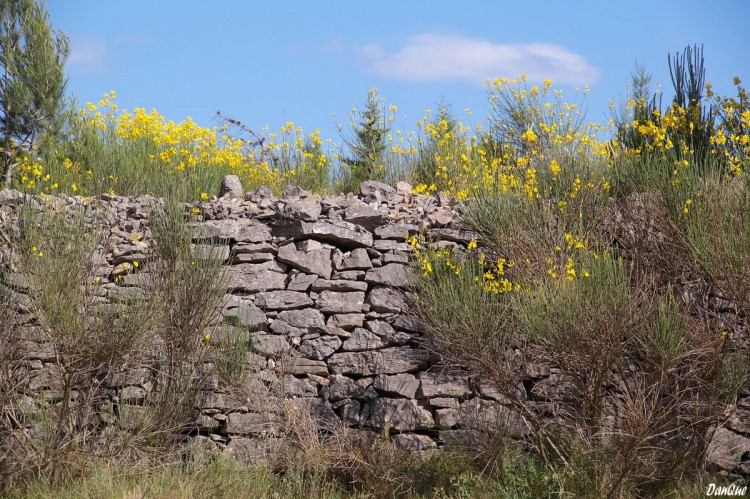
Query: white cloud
[{"left": 359, "top": 34, "right": 600, "bottom": 85}]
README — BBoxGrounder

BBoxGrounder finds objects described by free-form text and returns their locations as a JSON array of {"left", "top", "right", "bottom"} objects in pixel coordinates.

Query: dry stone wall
[{"left": 1, "top": 179, "right": 748, "bottom": 476}]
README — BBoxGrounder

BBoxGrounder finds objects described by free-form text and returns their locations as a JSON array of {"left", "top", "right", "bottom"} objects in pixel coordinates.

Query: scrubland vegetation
[{"left": 1, "top": 1, "right": 750, "bottom": 497}]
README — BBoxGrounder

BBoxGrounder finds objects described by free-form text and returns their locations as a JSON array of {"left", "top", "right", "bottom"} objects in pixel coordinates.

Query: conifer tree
[
  {"left": 0, "top": 0, "right": 68, "bottom": 187},
  {"left": 342, "top": 88, "right": 389, "bottom": 185}
]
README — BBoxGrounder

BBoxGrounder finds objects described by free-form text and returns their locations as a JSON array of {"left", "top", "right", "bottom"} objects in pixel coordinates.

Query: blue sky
[{"left": 49, "top": 1, "right": 749, "bottom": 144}]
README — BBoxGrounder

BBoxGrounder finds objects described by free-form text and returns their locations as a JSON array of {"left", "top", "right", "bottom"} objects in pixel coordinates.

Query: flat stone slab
[
  {"left": 292, "top": 219, "right": 373, "bottom": 248},
  {"left": 228, "top": 270, "right": 287, "bottom": 293},
  {"left": 311, "top": 279, "right": 368, "bottom": 292},
  {"left": 277, "top": 308, "right": 325, "bottom": 328},
  {"left": 418, "top": 369, "right": 472, "bottom": 398},
  {"left": 365, "top": 264, "right": 411, "bottom": 288},
  {"left": 342, "top": 328, "right": 386, "bottom": 351},
  {"left": 255, "top": 290, "right": 313, "bottom": 310},
  {"left": 329, "top": 347, "right": 430, "bottom": 376},
  {"left": 372, "top": 373, "right": 420, "bottom": 398},
  {"left": 289, "top": 357, "right": 329, "bottom": 376},
  {"left": 192, "top": 219, "right": 271, "bottom": 242},
  {"left": 374, "top": 223, "right": 419, "bottom": 240},
  {"left": 344, "top": 203, "right": 388, "bottom": 230},
  {"left": 367, "top": 286, "right": 407, "bottom": 313},
  {"left": 317, "top": 291, "right": 365, "bottom": 313}
]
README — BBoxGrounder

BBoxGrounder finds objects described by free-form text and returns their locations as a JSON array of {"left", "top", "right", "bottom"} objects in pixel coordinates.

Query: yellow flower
[
  {"left": 200, "top": 192, "right": 209, "bottom": 201},
  {"left": 71, "top": 183, "right": 78, "bottom": 193},
  {"left": 133, "top": 260, "right": 139, "bottom": 268},
  {"left": 467, "top": 239, "right": 478, "bottom": 250},
  {"left": 549, "top": 160, "right": 561, "bottom": 176}
]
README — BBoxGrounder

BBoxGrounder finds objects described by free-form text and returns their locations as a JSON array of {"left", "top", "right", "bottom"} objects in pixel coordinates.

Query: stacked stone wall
[{"left": 0, "top": 181, "right": 747, "bottom": 476}]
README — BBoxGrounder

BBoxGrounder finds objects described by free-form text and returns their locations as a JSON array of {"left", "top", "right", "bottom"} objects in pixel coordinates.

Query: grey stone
[
  {"left": 367, "top": 286, "right": 407, "bottom": 313},
  {"left": 277, "top": 242, "right": 332, "bottom": 279},
  {"left": 327, "top": 313, "right": 364, "bottom": 330},
  {"left": 228, "top": 270, "right": 287, "bottom": 293},
  {"left": 344, "top": 203, "right": 388, "bottom": 230},
  {"left": 191, "top": 414, "right": 221, "bottom": 431},
  {"left": 460, "top": 399, "right": 529, "bottom": 438},
  {"left": 226, "top": 412, "right": 279, "bottom": 436},
  {"left": 269, "top": 319, "right": 307, "bottom": 337},
  {"left": 326, "top": 375, "right": 366, "bottom": 402},
  {"left": 427, "top": 208, "right": 453, "bottom": 226},
  {"left": 317, "top": 291, "right": 365, "bottom": 313},
  {"left": 277, "top": 308, "right": 325, "bottom": 328},
  {"left": 112, "top": 252, "right": 148, "bottom": 266},
  {"left": 418, "top": 369, "right": 472, "bottom": 398},
  {"left": 395, "top": 181, "right": 412, "bottom": 194},
  {"left": 430, "top": 397, "right": 461, "bottom": 409},
  {"left": 223, "top": 301, "right": 266, "bottom": 329},
  {"left": 425, "top": 228, "right": 480, "bottom": 245},
  {"left": 391, "top": 433, "right": 437, "bottom": 451},
  {"left": 293, "top": 219, "right": 373, "bottom": 248},
  {"left": 365, "top": 264, "right": 411, "bottom": 288},
  {"left": 286, "top": 271, "right": 319, "bottom": 291},
  {"left": 290, "top": 398, "right": 339, "bottom": 429},
  {"left": 366, "top": 320, "right": 396, "bottom": 338},
  {"left": 120, "top": 272, "right": 150, "bottom": 286},
  {"left": 435, "top": 408, "right": 461, "bottom": 428},
  {"left": 281, "top": 375, "right": 318, "bottom": 397},
  {"left": 281, "top": 199, "right": 322, "bottom": 221},
  {"left": 336, "top": 399, "right": 362, "bottom": 426},
  {"left": 193, "top": 219, "right": 272, "bottom": 243},
  {"left": 392, "top": 314, "right": 424, "bottom": 333},
  {"left": 332, "top": 270, "right": 366, "bottom": 280},
  {"left": 231, "top": 252, "right": 274, "bottom": 264},
  {"left": 372, "top": 240, "right": 411, "bottom": 252},
  {"left": 289, "top": 357, "right": 328, "bottom": 376},
  {"left": 365, "top": 398, "right": 434, "bottom": 431},
  {"left": 339, "top": 248, "right": 373, "bottom": 270},
  {"left": 360, "top": 180, "right": 395, "bottom": 198},
  {"left": 250, "top": 333, "right": 290, "bottom": 356},
  {"left": 342, "top": 328, "right": 386, "bottom": 351},
  {"left": 113, "top": 241, "right": 149, "bottom": 259},
  {"left": 219, "top": 175, "right": 244, "bottom": 199},
  {"left": 299, "top": 336, "right": 342, "bottom": 360},
  {"left": 227, "top": 437, "right": 282, "bottom": 460},
  {"left": 374, "top": 223, "right": 419, "bottom": 240},
  {"left": 255, "top": 291, "right": 313, "bottom": 310},
  {"left": 372, "top": 373, "right": 419, "bottom": 398},
  {"left": 477, "top": 380, "right": 526, "bottom": 404},
  {"left": 199, "top": 392, "right": 246, "bottom": 412},
  {"left": 311, "top": 279, "right": 368, "bottom": 292},
  {"left": 283, "top": 185, "right": 312, "bottom": 199},
  {"left": 232, "top": 261, "right": 287, "bottom": 273},
  {"left": 329, "top": 347, "right": 430, "bottom": 376},
  {"left": 109, "top": 286, "right": 145, "bottom": 302},
  {"left": 382, "top": 252, "right": 409, "bottom": 264},
  {"left": 233, "top": 242, "right": 275, "bottom": 255},
  {"left": 706, "top": 427, "right": 750, "bottom": 473}
]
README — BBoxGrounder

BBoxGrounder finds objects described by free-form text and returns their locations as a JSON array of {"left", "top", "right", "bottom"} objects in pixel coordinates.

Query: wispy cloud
[
  {"left": 68, "top": 36, "right": 108, "bottom": 74},
  {"left": 359, "top": 34, "right": 600, "bottom": 85},
  {"left": 67, "top": 34, "right": 156, "bottom": 74}
]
